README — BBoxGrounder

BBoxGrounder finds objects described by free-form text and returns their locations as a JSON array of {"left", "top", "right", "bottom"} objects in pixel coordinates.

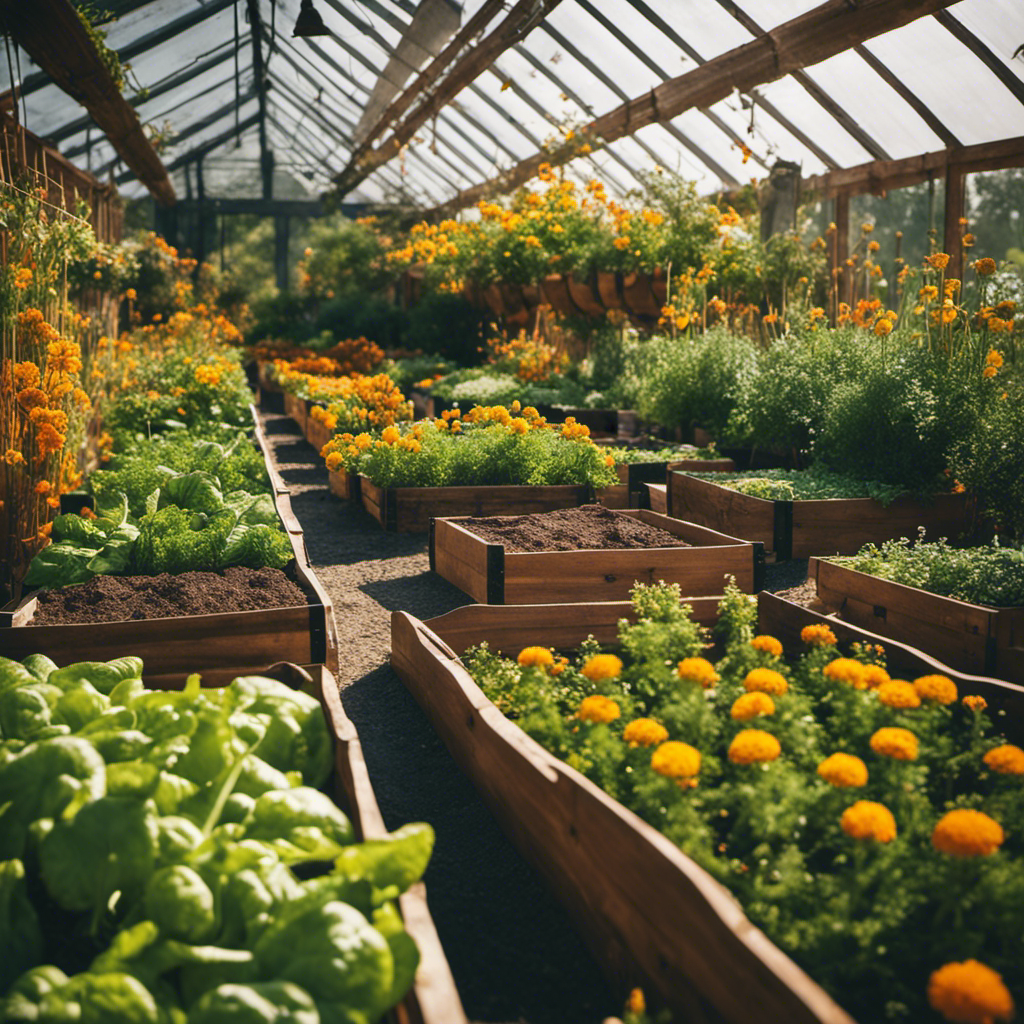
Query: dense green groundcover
[{"left": 0, "top": 654, "right": 433, "bottom": 1023}]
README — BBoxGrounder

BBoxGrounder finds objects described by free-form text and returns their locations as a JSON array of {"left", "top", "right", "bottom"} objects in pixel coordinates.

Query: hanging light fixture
[{"left": 293, "top": 0, "right": 331, "bottom": 38}]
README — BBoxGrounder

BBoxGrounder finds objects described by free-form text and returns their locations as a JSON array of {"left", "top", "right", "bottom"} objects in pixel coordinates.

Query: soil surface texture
[
  {"left": 30, "top": 567, "right": 306, "bottom": 624},
  {"left": 459, "top": 504, "right": 690, "bottom": 552}
]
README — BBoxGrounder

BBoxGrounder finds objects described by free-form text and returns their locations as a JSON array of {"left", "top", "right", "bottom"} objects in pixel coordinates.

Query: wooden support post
[
  {"left": 943, "top": 163, "right": 965, "bottom": 279},
  {"left": 275, "top": 214, "right": 290, "bottom": 293},
  {"left": 831, "top": 192, "right": 849, "bottom": 322}
]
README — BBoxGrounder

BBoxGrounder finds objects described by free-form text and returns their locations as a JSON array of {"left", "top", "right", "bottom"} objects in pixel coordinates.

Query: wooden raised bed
[
  {"left": 283, "top": 391, "right": 309, "bottom": 435},
  {"left": 359, "top": 478, "right": 596, "bottom": 533},
  {"left": 667, "top": 472, "right": 971, "bottom": 560},
  {"left": 1, "top": 408, "right": 339, "bottom": 682},
  {"left": 305, "top": 410, "right": 333, "bottom": 454},
  {"left": 430, "top": 510, "right": 762, "bottom": 604},
  {"left": 809, "top": 556, "right": 1024, "bottom": 684},
  {"left": 328, "top": 465, "right": 362, "bottom": 502},
  {"left": 146, "top": 660, "right": 466, "bottom": 1024},
  {"left": 644, "top": 482, "right": 667, "bottom": 514},
  {"left": 390, "top": 592, "right": 1024, "bottom": 1023},
  {"left": 617, "top": 458, "right": 735, "bottom": 507}
]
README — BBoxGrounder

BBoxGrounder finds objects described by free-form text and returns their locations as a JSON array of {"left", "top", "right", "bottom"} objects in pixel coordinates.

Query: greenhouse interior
[{"left": 2, "top": 0, "right": 1024, "bottom": 1021}]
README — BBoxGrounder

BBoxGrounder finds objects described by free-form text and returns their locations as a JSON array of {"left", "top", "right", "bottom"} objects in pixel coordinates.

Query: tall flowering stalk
[{"left": 0, "top": 182, "right": 97, "bottom": 600}]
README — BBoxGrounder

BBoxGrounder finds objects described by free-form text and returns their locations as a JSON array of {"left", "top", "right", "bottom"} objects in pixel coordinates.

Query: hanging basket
[
  {"left": 566, "top": 273, "right": 606, "bottom": 316},
  {"left": 539, "top": 274, "right": 578, "bottom": 316},
  {"left": 595, "top": 270, "right": 624, "bottom": 310},
  {"left": 621, "top": 270, "right": 663, "bottom": 318}
]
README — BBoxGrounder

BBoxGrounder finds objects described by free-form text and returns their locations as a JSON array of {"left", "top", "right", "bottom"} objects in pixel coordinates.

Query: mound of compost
[
  {"left": 30, "top": 567, "right": 306, "bottom": 624},
  {"left": 461, "top": 504, "right": 691, "bottom": 553}
]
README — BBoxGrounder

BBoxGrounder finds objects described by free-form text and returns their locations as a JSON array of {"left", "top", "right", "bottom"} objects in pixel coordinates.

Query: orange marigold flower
[
  {"left": 578, "top": 694, "right": 621, "bottom": 724},
  {"left": 932, "top": 809, "right": 1004, "bottom": 858},
  {"left": 914, "top": 674, "right": 958, "bottom": 704},
  {"left": 823, "top": 657, "right": 869, "bottom": 689},
  {"left": 46, "top": 339, "right": 82, "bottom": 376},
  {"left": 17, "top": 387, "right": 48, "bottom": 412},
  {"left": 963, "top": 695, "right": 988, "bottom": 713},
  {"left": 581, "top": 654, "right": 623, "bottom": 681},
  {"left": 750, "top": 635, "right": 783, "bottom": 657},
  {"left": 982, "top": 744, "right": 1024, "bottom": 776},
  {"left": 626, "top": 989, "right": 646, "bottom": 1016},
  {"left": 33, "top": 480, "right": 51, "bottom": 495},
  {"left": 928, "top": 252, "right": 951, "bottom": 270},
  {"left": 861, "top": 664, "right": 890, "bottom": 689},
  {"left": 801, "top": 623, "right": 837, "bottom": 647},
  {"left": 928, "top": 959, "right": 1014, "bottom": 1024},
  {"left": 986, "top": 349, "right": 1004, "bottom": 368},
  {"left": 623, "top": 718, "right": 669, "bottom": 748},
  {"left": 973, "top": 257, "right": 997, "bottom": 277},
  {"left": 876, "top": 680, "right": 921, "bottom": 709},
  {"left": 517, "top": 646, "right": 554, "bottom": 669},
  {"left": 730, "top": 692, "right": 775, "bottom": 721},
  {"left": 13, "top": 361, "right": 40, "bottom": 390},
  {"left": 841, "top": 800, "right": 896, "bottom": 843},
  {"left": 818, "top": 752, "right": 869, "bottom": 788},
  {"left": 728, "top": 729, "right": 781, "bottom": 765},
  {"left": 874, "top": 317, "right": 893, "bottom": 337},
  {"left": 5, "top": 449, "right": 26, "bottom": 466},
  {"left": 677, "top": 657, "right": 719, "bottom": 689},
  {"left": 870, "top": 726, "right": 919, "bottom": 761},
  {"left": 983, "top": 365, "right": 998, "bottom": 379},
  {"left": 743, "top": 667, "right": 788, "bottom": 696},
  {"left": 650, "top": 740, "right": 701, "bottom": 779}
]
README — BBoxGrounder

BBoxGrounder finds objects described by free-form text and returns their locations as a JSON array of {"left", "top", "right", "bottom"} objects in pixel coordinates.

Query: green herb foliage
[
  {"left": 0, "top": 654, "right": 433, "bottom": 1021},
  {"left": 684, "top": 466, "right": 918, "bottom": 505}
]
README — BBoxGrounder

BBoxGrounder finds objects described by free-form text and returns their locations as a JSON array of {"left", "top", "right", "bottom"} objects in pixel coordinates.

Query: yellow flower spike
[
  {"left": 817, "top": 753, "right": 868, "bottom": 788},
  {"left": 932, "top": 809, "right": 1004, "bottom": 858},
  {"left": 841, "top": 801, "right": 896, "bottom": 843}
]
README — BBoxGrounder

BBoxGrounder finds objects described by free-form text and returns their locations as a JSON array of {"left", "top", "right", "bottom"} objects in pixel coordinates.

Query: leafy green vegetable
[
  {"left": 144, "top": 866, "right": 216, "bottom": 943},
  {"left": 188, "top": 981, "right": 320, "bottom": 1024},
  {"left": 0, "top": 860, "right": 42, "bottom": 991},
  {"left": 49, "top": 657, "right": 144, "bottom": 695}
]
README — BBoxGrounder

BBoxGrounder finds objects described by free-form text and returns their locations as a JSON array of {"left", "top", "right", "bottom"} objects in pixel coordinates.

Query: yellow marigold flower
[
  {"left": 730, "top": 692, "right": 775, "bottom": 721},
  {"left": 840, "top": 800, "right": 896, "bottom": 843},
  {"left": 581, "top": 654, "right": 623, "bottom": 682},
  {"left": 929, "top": 252, "right": 951, "bottom": 270},
  {"left": 914, "top": 674, "right": 958, "bottom": 704},
  {"left": 985, "top": 349, "right": 1004, "bottom": 368},
  {"left": 650, "top": 740, "right": 701, "bottom": 779},
  {"left": 380, "top": 425, "right": 402, "bottom": 445},
  {"left": 743, "top": 667, "right": 788, "bottom": 696},
  {"left": 578, "top": 694, "right": 621, "bottom": 724},
  {"left": 623, "top": 718, "right": 669, "bottom": 748},
  {"left": 676, "top": 657, "right": 719, "bottom": 689},
  {"left": 509, "top": 417, "right": 529, "bottom": 435},
  {"left": 16, "top": 387, "right": 48, "bottom": 412},
  {"left": 860, "top": 664, "right": 890, "bottom": 689},
  {"left": 626, "top": 988, "right": 646, "bottom": 1016},
  {"left": 13, "top": 361, "right": 40, "bottom": 390},
  {"left": 517, "top": 646, "right": 554, "bottom": 669},
  {"left": 801, "top": 623, "right": 837, "bottom": 647},
  {"left": 874, "top": 317, "right": 893, "bottom": 337},
  {"left": 982, "top": 744, "right": 1024, "bottom": 776},
  {"left": 973, "top": 257, "right": 998, "bottom": 278},
  {"left": 817, "top": 753, "right": 868, "bottom": 788},
  {"left": 550, "top": 655, "right": 569, "bottom": 677},
  {"left": 823, "top": 657, "right": 869, "bottom": 689},
  {"left": 870, "top": 726, "right": 919, "bottom": 761},
  {"left": 928, "top": 959, "right": 1014, "bottom": 1024},
  {"left": 876, "top": 680, "right": 921, "bottom": 709},
  {"left": 983, "top": 365, "right": 998, "bottom": 379},
  {"left": 728, "top": 729, "right": 781, "bottom": 765},
  {"left": 932, "top": 809, "right": 1004, "bottom": 858},
  {"left": 325, "top": 452, "right": 344, "bottom": 472},
  {"left": 750, "top": 635, "right": 783, "bottom": 657},
  {"left": 963, "top": 695, "right": 988, "bottom": 713},
  {"left": 5, "top": 449, "right": 26, "bottom": 466}
]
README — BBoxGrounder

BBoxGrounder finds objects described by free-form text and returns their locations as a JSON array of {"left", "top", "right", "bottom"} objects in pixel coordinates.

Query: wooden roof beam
[
  {"left": 333, "top": 0, "right": 563, "bottom": 196},
  {"left": 426, "top": 0, "right": 961, "bottom": 217},
  {"left": 5, "top": 0, "right": 175, "bottom": 206},
  {"left": 801, "top": 135, "right": 1024, "bottom": 200}
]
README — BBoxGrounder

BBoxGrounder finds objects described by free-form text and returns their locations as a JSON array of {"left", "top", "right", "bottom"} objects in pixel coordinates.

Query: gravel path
[{"left": 260, "top": 407, "right": 809, "bottom": 1024}]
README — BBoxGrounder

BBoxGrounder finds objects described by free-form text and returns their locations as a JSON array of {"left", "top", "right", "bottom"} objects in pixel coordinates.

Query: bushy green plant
[
  {"left": 830, "top": 532, "right": 1024, "bottom": 607},
  {"left": 403, "top": 292, "right": 489, "bottom": 367},
  {"left": 314, "top": 292, "right": 408, "bottom": 351},
  {"left": 947, "top": 378, "right": 1024, "bottom": 541},
  {"left": 688, "top": 467, "right": 916, "bottom": 504},
  {"left": 629, "top": 328, "right": 758, "bottom": 436}
]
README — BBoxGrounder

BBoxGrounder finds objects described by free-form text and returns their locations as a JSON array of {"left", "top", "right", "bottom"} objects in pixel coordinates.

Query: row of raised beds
[{"left": 255, "top": 207, "right": 1024, "bottom": 1022}]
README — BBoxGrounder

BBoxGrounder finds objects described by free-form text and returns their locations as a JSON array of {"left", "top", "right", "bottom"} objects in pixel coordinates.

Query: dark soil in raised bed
[
  {"left": 461, "top": 503, "right": 691, "bottom": 553},
  {"left": 30, "top": 567, "right": 306, "bottom": 624}
]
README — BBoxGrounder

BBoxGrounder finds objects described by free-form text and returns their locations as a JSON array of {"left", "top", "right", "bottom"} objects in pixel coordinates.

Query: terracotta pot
[
  {"left": 595, "top": 270, "right": 624, "bottom": 310},
  {"left": 563, "top": 274, "right": 603, "bottom": 316},
  {"left": 539, "top": 274, "right": 577, "bottom": 316},
  {"left": 621, "top": 271, "right": 662, "bottom": 318}
]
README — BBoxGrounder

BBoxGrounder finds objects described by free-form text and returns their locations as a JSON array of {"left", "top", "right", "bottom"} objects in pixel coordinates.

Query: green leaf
[
  {"left": 87, "top": 523, "right": 141, "bottom": 575},
  {"left": 187, "top": 982, "right": 320, "bottom": 1024},
  {"left": 334, "top": 823, "right": 434, "bottom": 895},
  {"left": 24, "top": 541, "right": 101, "bottom": 587},
  {"left": 49, "top": 657, "right": 144, "bottom": 695},
  {"left": 21, "top": 655, "right": 59, "bottom": 683},
  {"left": 51, "top": 513, "right": 108, "bottom": 545},
  {"left": 160, "top": 472, "right": 223, "bottom": 513},
  {"left": 0, "top": 859, "right": 43, "bottom": 991}
]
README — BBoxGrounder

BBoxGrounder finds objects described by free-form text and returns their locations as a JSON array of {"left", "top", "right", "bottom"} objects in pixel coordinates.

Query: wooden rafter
[
  {"left": 5, "top": 0, "right": 175, "bottom": 206},
  {"left": 333, "top": 0, "right": 563, "bottom": 195},
  {"left": 426, "top": 0, "right": 961, "bottom": 216},
  {"left": 801, "top": 135, "right": 1024, "bottom": 199}
]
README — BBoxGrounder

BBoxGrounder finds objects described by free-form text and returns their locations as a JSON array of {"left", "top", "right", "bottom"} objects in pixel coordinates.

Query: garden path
[{"left": 258, "top": 406, "right": 808, "bottom": 1024}]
